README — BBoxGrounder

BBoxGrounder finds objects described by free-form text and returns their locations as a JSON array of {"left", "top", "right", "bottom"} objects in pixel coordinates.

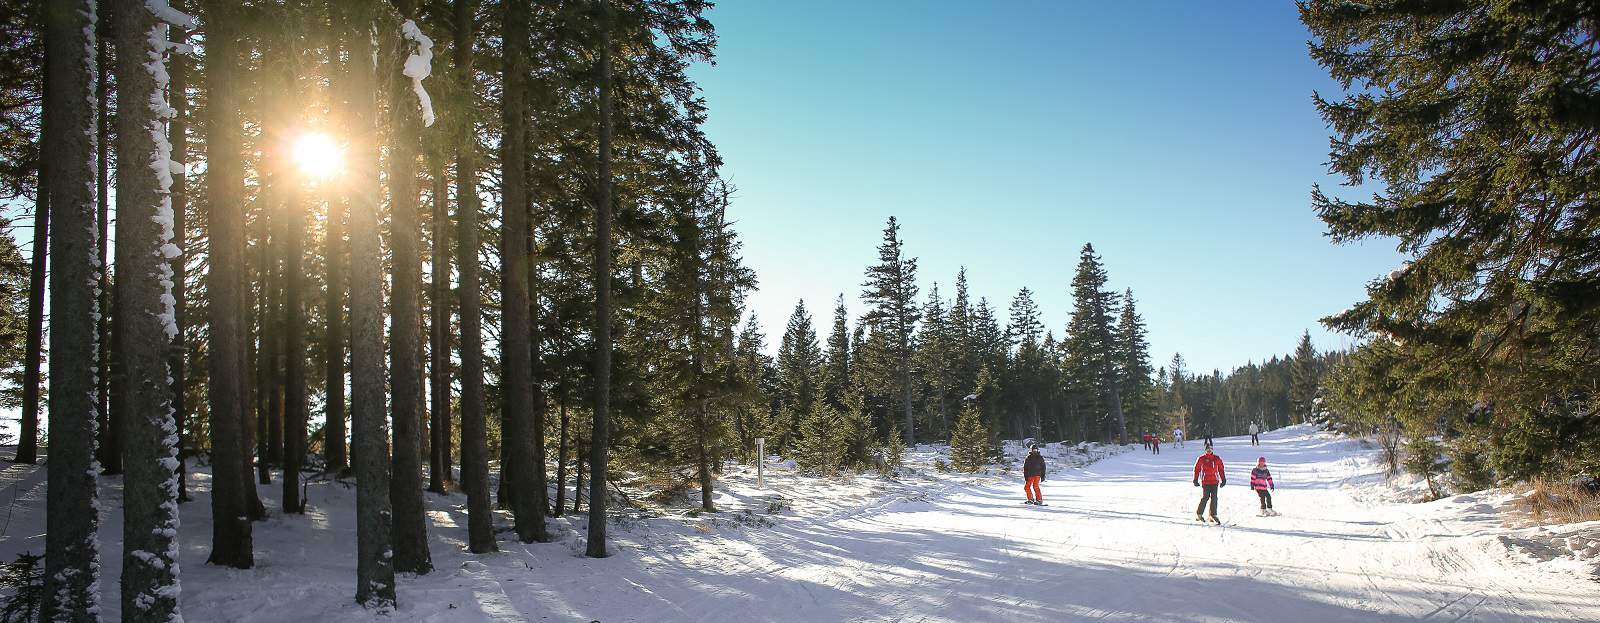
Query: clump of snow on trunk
[{"left": 400, "top": 20, "right": 435, "bottom": 127}]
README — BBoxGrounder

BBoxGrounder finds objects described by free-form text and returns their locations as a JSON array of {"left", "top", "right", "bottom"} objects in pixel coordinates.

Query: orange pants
[{"left": 1025, "top": 476, "right": 1042, "bottom": 502}]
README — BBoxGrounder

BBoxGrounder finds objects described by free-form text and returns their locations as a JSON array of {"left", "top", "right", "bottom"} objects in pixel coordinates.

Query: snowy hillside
[{"left": 1, "top": 427, "right": 1597, "bottom": 621}]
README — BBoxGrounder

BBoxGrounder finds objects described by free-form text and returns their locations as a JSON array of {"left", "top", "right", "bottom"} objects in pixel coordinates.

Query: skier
[
  {"left": 1173, "top": 427, "right": 1185, "bottom": 448},
  {"left": 1192, "top": 446, "right": 1225, "bottom": 523},
  {"left": 1023, "top": 445, "right": 1046, "bottom": 505},
  {"left": 1251, "top": 457, "right": 1276, "bottom": 516},
  {"left": 1203, "top": 427, "right": 1214, "bottom": 449},
  {"left": 1249, "top": 421, "right": 1261, "bottom": 446},
  {"left": 1142, "top": 433, "right": 1150, "bottom": 451},
  {"left": 1151, "top": 434, "right": 1161, "bottom": 455}
]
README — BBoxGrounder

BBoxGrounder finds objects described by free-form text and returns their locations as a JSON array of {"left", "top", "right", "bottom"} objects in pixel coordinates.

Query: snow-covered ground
[{"left": 0, "top": 426, "right": 1596, "bottom": 621}]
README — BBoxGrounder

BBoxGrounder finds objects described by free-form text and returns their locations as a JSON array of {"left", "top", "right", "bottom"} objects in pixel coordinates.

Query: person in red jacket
[{"left": 1193, "top": 446, "right": 1225, "bottom": 523}]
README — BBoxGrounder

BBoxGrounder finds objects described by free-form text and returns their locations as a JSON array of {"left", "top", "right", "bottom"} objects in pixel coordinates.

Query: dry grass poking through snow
[{"left": 1507, "top": 477, "right": 1600, "bottom": 526}]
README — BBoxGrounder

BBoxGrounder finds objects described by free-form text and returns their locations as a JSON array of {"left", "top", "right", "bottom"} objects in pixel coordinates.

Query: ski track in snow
[{"left": 0, "top": 427, "right": 1597, "bottom": 622}]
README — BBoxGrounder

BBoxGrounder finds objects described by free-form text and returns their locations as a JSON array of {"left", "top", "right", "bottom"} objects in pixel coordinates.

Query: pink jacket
[{"left": 1250, "top": 466, "right": 1274, "bottom": 490}]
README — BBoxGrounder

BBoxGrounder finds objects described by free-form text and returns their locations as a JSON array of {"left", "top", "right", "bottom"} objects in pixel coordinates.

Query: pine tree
[
  {"left": 949, "top": 403, "right": 990, "bottom": 473},
  {"left": 819, "top": 295, "right": 851, "bottom": 411},
  {"left": 1005, "top": 287, "right": 1046, "bottom": 439},
  {"left": 913, "top": 283, "right": 959, "bottom": 438},
  {"left": 1115, "top": 289, "right": 1154, "bottom": 437},
  {"left": 775, "top": 300, "right": 821, "bottom": 449},
  {"left": 387, "top": 0, "right": 435, "bottom": 572},
  {"left": 1289, "top": 330, "right": 1319, "bottom": 424},
  {"left": 1062, "top": 244, "right": 1122, "bottom": 442},
  {"left": 449, "top": 0, "right": 494, "bottom": 555},
  {"left": 338, "top": 0, "right": 398, "bottom": 608},
  {"left": 861, "top": 216, "right": 919, "bottom": 443},
  {"left": 198, "top": 0, "right": 253, "bottom": 569},
  {"left": 794, "top": 402, "right": 845, "bottom": 474},
  {"left": 113, "top": 2, "right": 189, "bottom": 618},
  {"left": 1305, "top": 0, "right": 1600, "bottom": 480},
  {"left": 39, "top": 1, "right": 102, "bottom": 619}
]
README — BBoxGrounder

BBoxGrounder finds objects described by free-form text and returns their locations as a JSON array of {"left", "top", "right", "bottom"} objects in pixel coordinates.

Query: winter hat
[{"left": 1257, "top": 457, "right": 1267, "bottom": 466}]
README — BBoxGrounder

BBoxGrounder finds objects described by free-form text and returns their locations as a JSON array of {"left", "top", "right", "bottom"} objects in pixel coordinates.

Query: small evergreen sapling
[
  {"left": 950, "top": 404, "right": 991, "bottom": 473},
  {"left": 0, "top": 552, "right": 42, "bottom": 623},
  {"left": 1404, "top": 437, "right": 1445, "bottom": 501}
]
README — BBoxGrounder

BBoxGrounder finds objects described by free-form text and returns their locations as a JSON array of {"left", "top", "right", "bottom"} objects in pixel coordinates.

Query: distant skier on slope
[
  {"left": 1023, "top": 446, "right": 1046, "bottom": 505},
  {"left": 1251, "top": 457, "right": 1277, "bottom": 516},
  {"left": 1193, "top": 446, "right": 1225, "bottom": 523},
  {"left": 1173, "top": 427, "right": 1184, "bottom": 448},
  {"left": 1151, "top": 435, "right": 1161, "bottom": 455},
  {"left": 1249, "top": 421, "right": 1261, "bottom": 446}
]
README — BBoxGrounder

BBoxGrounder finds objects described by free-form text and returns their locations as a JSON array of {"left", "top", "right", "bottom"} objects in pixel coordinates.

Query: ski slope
[{"left": 0, "top": 427, "right": 1596, "bottom": 621}]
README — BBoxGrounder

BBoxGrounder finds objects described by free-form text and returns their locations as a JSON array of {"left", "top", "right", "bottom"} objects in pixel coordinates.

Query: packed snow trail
[
  {"left": 1, "top": 427, "right": 1596, "bottom": 621},
  {"left": 651, "top": 428, "right": 1596, "bottom": 622}
]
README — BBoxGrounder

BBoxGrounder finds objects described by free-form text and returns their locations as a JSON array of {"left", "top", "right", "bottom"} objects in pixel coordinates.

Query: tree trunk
[
  {"left": 573, "top": 434, "right": 586, "bottom": 514},
  {"left": 341, "top": 0, "right": 397, "bottom": 608},
  {"left": 587, "top": 15, "right": 613, "bottom": 558},
  {"left": 453, "top": 0, "right": 494, "bottom": 555},
  {"left": 282, "top": 186, "right": 307, "bottom": 513},
  {"left": 388, "top": 0, "right": 433, "bottom": 574},
  {"left": 169, "top": 13, "right": 191, "bottom": 502},
  {"left": 500, "top": 0, "right": 545, "bottom": 544},
  {"left": 200, "top": 0, "right": 253, "bottom": 569},
  {"left": 554, "top": 396, "right": 567, "bottom": 517},
  {"left": 429, "top": 159, "right": 450, "bottom": 494},
  {"left": 13, "top": 125, "right": 46, "bottom": 466},
  {"left": 325, "top": 189, "right": 348, "bottom": 472},
  {"left": 101, "top": 1, "right": 122, "bottom": 474},
  {"left": 527, "top": 167, "right": 548, "bottom": 518},
  {"left": 39, "top": 2, "right": 102, "bottom": 620},
  {"left": 114, "top": 3, "right": 187, "bottom": 618}
]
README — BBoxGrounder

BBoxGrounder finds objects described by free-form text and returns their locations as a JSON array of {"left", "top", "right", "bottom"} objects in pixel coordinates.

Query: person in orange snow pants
[{"left": 1023, "top": 446, "right": 1046, "bottom": 504}]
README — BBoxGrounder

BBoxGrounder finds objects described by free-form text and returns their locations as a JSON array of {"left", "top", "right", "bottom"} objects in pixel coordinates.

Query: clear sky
[{"left": 690, "top": 0, "right": 1402, "bottom": 375}]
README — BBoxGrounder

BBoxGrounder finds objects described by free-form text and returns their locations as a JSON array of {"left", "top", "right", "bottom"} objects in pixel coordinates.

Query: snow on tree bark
[
  {"left": 388, "top": 0, "right": 434, "bottom": 574},
  {"left": 40, "top": 1, "right": 103, "bottom": 621},
  {"left": 114, "top": 1, "right": 193, "bottom": 620}
]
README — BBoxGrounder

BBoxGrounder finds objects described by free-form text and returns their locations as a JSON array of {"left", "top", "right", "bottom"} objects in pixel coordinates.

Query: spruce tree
[
  {"left": 1115, "top": 289, "right": 1154, "bottom": 437},
  {"left": 1062, "top": 244, "right": 1121, "bottom": 441},
  {"left": 949, "top": 403, "right": 990, "bottom": 473},
  {"left": 820, "top": 295, "right": 851, "bottom": 411},
  {"left": 1305, "top": 0, "right": 1600, "bottom": 480},
  {"left": 861, "top": 216, "right": 919, "bottom": 443},
  {"left": 338, "top": 0, "right": 397, "bottom": 607},
  {"left": 199, "top": 0, "right": 252, "bottom": 570},
  {"left": 114, "top": 2, "right": 190, "bottom": 618},
  {"left": 39, "top": 1, "right": 102, "bottom": 619},
  {"left": 775, "top": 300, "right": 822, "bottom": 449},
  {"left": 1289, "top": 330, "right": 1319, "bottom": 424}
]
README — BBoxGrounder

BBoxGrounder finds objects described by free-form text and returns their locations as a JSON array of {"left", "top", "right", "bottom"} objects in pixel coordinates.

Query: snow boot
[
  {"left": 1210, "top": 515, "right": 1221, "bottom": 524},
  {"left": 1196, "top": 514, "right": 1207, "bottom": 522}
]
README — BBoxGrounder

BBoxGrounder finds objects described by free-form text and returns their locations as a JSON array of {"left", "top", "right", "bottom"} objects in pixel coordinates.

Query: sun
[{"left": 292, "top": 132, "right": 343, "bottom": 180}]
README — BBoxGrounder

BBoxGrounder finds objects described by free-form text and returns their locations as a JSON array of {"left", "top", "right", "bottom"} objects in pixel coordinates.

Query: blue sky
[{"left": 690, "top": 1, "right": 1402, "bottom": 374}]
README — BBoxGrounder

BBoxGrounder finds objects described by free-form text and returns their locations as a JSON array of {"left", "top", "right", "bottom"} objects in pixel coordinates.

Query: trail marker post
[{"left": 755, "top": 437, "right": 765, "bottom": 488}]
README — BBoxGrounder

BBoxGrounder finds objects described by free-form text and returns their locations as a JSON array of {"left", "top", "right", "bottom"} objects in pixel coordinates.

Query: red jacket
[{"left": 1194, "top": 454, "right": 1225, "bottom": 485}]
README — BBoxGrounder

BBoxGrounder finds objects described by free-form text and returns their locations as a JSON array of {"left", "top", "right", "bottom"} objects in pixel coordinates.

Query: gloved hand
[
  {"left": 1270, "top": 485, "right": 1275, "bottom": 491},
  {"left": 1192, "top": 480, "right": 1199, "bottom": 487},
  {"left": 1220, "top": 479, "right": 1227, "bottom": 488}
]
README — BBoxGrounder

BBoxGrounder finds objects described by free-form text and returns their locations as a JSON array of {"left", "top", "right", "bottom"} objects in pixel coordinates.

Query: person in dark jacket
[{"left": 1023, "top": 446, "right": 1046, "bottom": 505}]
